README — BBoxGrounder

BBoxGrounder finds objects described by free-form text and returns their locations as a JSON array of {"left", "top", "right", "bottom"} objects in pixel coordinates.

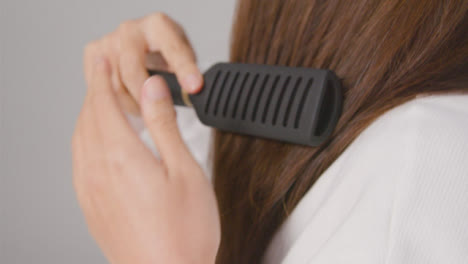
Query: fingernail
[
  {"left": 143, "top": 77, "right": 170, "bottom": 101},
  {"left": 183, "top": 73, "right": 203, "bottom": 93}
]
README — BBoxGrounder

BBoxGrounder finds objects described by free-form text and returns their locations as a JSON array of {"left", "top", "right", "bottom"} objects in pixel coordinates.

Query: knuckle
[
  {"left": 150, "top": 12, "right": 170, "bottom": 24},
  {"left": 118, "top": 20, "right": 136, "bottom": 35},
  {"left": 101, "top": 35, "right": 115, "bottom": 51}
]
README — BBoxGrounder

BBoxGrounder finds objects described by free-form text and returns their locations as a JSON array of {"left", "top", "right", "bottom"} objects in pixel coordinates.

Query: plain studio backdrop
[{"left": 0, "top": 0, "right": 236, "bottom": 263}]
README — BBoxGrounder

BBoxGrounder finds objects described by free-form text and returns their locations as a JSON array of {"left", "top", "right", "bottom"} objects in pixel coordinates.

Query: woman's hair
[{"left": 212, "top": 0, "right": 468, "bottom": 263}]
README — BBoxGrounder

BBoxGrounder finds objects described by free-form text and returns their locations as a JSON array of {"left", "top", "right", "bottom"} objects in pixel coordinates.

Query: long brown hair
[{"left": 213, "top": 0, "right": 468, "bottom": 263}]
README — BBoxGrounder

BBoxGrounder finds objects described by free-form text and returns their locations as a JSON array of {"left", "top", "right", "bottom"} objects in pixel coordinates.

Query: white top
[
  {"left": 263, "top": 94, "right": 468, "bottom": 264},
  {"left": 140, "top": 94, "right": 468, "bottom": 264}
]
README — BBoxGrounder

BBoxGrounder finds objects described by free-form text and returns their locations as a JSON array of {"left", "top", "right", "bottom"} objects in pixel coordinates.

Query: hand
[
  {"left": 83, "top": 12, "right": 203, "bottom": 115},
  {"left": 72, "top": 57, "right": 220, "bottom": 264}
]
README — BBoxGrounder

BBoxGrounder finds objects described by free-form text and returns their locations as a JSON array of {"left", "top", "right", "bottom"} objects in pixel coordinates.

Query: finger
[
  {"left": 71, "top": 115, "right": 85, "bottom": 184},
  {"left": 117, "top": 21, "right": 149, "bottom": 102},
  {"left": 104, "top": 33, "right": 141, "bottom": 115},
  {"left": 81, "top": 78, "right": 105, "bottom": 164},
  {"left": 84, "top": 39, "right": 140, "bottom": 116},
  {"left": 72, "top": 88, "right": 90, "bottom": 176},
  {"left": 72, "top": 78, "right": 106, "bottom": 204},
  {"left": 141, "top": 13, "right": 203, "bottom": 94},
  {"left": 83, "top": 40, "right": 102, "bottom": 85},
  {"left": 90, "top": 56, "right": 141, "bottom": 148},
  {"left": 145, "top": 51, "right": 170, "bottom": 71},
  {"left": 140, "top": 76, "right": 194, "bottom": 170},
  {"left": 114, "top": 88, "right": 141, "bottom": 115},
  {"left": 89, "top": 57, "right": 166, "bottom": 174}
]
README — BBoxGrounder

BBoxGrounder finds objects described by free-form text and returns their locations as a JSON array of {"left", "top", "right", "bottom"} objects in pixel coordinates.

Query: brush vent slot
[
  {"left": 294, "top": 78, "right": 313, "bottom": 129},
  {"left": 314, "top": 80, "right": 335, "bottom": 136},
  {"left": 241, "top": 73, "right": 259, "bottom": 120},
  {"left": 283, "top": 77, "right": 302, "bottom": 127},
  {"left": 272, "top": 76, "right": 291, "bottom": 126},
  {"left": 222, "top": 72, "right": 240, "bottom": 117},
  {"left": 204, "top": 70, "right": 221, "bottom": 114},
  {"left": 213, "top": 71, "right": 231, "bottom": 116},
  {"left": 203, "top": 70, "right": 315, "bottom": 130},
  {"left": 231, "top": 73, "right": 250, "bottom": 118}
]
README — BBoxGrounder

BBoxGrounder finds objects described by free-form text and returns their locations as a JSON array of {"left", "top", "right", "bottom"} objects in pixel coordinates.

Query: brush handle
[{"left": 147, "top": 70, "right": 188, "bottom": 106}]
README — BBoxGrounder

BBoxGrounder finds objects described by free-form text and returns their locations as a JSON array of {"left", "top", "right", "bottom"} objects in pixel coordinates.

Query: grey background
[{"left": 0, "top": 0, "right": 236, "bottom": 263}]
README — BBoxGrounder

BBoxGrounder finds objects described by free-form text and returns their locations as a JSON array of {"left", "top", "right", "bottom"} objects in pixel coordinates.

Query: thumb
[{"left": 141, "top": 76, "right": 191, "bottom": 169}]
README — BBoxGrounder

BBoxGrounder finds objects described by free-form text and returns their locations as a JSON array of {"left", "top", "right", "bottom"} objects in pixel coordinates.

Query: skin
[
  {"left": 83, "top": 12, "right": 204, "bottom": 115},
  {"left": 72, "top": 13, "right": 220, "bottom": 264}
]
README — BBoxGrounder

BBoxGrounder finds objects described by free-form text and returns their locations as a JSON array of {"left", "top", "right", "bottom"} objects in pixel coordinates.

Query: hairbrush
[{"left": 148, "top": 63, "right": 342, "bottom": 147}]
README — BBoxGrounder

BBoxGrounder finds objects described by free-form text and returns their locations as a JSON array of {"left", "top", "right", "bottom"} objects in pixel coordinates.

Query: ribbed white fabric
[{"left": 263, "top": 94, "right": 468, "bottom": 264}]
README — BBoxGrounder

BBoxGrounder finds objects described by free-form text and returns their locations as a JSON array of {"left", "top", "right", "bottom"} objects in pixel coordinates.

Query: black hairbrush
[{"left": 149, "top": 63, "right": 342, "bottom": 147}]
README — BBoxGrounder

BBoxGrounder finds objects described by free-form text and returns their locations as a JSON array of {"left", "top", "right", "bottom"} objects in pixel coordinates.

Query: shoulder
[
  {"left": 351, "top": 93, "right": 468, "bottom": 170},
  {"left": 387, "top": 93, "right": 468, "bottom": 139},
  {"left": 339, "top": 94, "right": 468, "bottom": 263},
  {"left": 360, "top": 93, "right": 468, "bottom": 147},
  {"left": 366, "top": 94, "right": 468, "bottom": 263},
  {"left": 264, "top": 94, "right": 468, "bottom": 264},
  {"left": 333, "top": 94, "right": 468, "bottom": 185}
]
